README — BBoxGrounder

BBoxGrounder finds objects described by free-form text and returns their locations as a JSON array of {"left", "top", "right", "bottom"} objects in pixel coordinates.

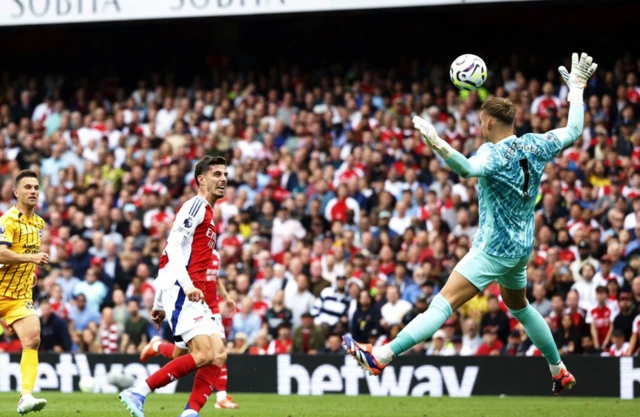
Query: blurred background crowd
[{"left": 0, "top": 1, "right": 638, "bottom": 359}]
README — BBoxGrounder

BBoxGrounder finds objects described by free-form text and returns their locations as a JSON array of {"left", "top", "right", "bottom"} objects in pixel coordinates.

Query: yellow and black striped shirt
[{"left": 0, "top": 206, "right": 45, "bottom": 299}]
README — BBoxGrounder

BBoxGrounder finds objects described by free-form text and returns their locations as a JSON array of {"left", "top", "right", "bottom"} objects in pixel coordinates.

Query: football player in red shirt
[{"left": 119, "top": 156, "right": 235, "bottom": 416}]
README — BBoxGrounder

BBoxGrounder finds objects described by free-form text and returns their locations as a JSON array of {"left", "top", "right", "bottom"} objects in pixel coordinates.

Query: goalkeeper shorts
[{"left": 453, "top": 247, "right": 529, "bottom": 291}]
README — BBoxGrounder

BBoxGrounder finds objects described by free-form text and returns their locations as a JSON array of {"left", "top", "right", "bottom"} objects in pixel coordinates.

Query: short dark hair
[
  {"left": 194, "top": 156, "right": 227, "bottom": 186},
  {"left": 481, "top": 97, "right": 516, "bottom": 126},
  {"left": 15, "top": 170, "right": 39, "bottom": 187},
  {"left": 595, "top": 285, "right": 609, "bottom": 295}
]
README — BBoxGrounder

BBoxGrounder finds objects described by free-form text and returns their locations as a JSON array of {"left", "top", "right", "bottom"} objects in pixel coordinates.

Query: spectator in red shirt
[
  {"left": 556, "top": 229, "right": 577, "bottom": 265},
  {"left": 248, "top": 331, "right": 270, "bottom": 356},
  {"left": 604, "top": 329, "right": 629, "bottom": 357},
  {"left": 548, "top": 294, "right": 565, "bottom": 332},
  {"left": 325, "top": 184, "right": 361, "bottom": 225},
  {"left": 251, "top": 284, "right": 270, "bottom": 320},
  {"left": 587, "top": 286, "right": 614, "bottom": 350},
  {"left": 0, "top": 327, "right": 22, "bottom": 353},
  {"left": 476, "top": 326, "right": 503, "bottom": 356},
  {"left": 531, "top": 82, "right": 561, "bottom": 119},
  {"left": 218, "top": 221, "right": 244, "bottom": 265},
  {"left": 378, "top": 245, "right": 396, "bottom": 277},
  {"left": 267, "top": 323, "right": 293, "bottom": 355},
  {"left": 564, "top": 290, "right": 588, "bottom": 334}
]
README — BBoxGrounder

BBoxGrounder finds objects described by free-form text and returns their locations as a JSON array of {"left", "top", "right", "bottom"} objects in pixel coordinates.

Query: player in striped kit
[
  {"left": 119, "top": 156, "right": 233, "bottom": 417},
  {"left": 344, "top": 53, "right": 598, "bottom": 395},
  {"left": 140, "top": 249, "right": 239, "bottom": 410}
]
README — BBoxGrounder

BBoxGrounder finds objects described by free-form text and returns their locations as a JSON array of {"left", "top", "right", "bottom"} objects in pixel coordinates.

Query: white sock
[
  {"left": 216, "top": 390, "right": 227, "bottom": 402},
  {"left": 131, "top": 382, "right": 151, "bottom": 396},
  {"left": 549, "top": 361, "right": 564, "bottom": 377},
  {"left": 372, "top": 345, "right": 394, "bottom": 365},
  {"left": 152, "top": 341, "right": 161, "bottom": 352}
]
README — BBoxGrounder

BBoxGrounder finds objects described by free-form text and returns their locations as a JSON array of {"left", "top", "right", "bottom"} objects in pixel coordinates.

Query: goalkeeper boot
[
  {"left": 343, "top": 335, "right": 386, "bottom": 376},
  {"left": 552, "top": 367, "right": 576, "bottom": 395}
]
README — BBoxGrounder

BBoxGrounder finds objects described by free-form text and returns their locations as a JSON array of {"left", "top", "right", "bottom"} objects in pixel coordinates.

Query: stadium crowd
[{"left": 0, "top": 52, "right": 640, "bottom": 359}]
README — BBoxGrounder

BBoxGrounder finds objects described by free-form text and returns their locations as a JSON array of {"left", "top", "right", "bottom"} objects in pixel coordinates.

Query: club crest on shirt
[
  {"left": 183, "top": 217, "right": 193, "bottom": 228},
  {"left": 0, "top": 225, "right": 5, "bottom": 235}
]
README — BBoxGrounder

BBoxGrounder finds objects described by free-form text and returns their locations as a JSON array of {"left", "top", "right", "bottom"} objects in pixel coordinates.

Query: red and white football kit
[
  {"left": 605, "top": 342, "right": 629, "bottom": 357},
  {"left": 153, "top": 195, "right": 218, "bottom": 345},
  {"left": 586, "top": 305, "right": 613, "bottom": 346}
]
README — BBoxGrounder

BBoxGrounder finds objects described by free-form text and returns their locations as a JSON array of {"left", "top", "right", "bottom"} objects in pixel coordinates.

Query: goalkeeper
[{"left": 344, "top": 53, "right": 597, "bottom": 395}]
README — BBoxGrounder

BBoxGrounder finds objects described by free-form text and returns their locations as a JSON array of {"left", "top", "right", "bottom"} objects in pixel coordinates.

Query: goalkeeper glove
[
  {"left": 558, "top": 52, "right": 598, "bottom": 104},
  {"left": 412, "top": 116, "right": 453, "bottom": 159}
]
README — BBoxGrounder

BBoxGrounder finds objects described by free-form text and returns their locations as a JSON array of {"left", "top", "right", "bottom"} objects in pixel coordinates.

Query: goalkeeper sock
[
  {"left": 508, "top": 304, "right": 561, "bottom": 370},
  {"left": 20, "top": 349, "right": 39, "bottom": 395},
  {"left": 549, "top": 361, "right": 565, "bottom": 377},
  {"left": 381, "top": 294, "right": 453, "bottom": 361}
]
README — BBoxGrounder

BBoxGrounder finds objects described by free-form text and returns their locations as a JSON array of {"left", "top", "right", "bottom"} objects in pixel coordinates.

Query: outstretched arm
[
  {"left": 412, "top": 116, "right": 485, "bottom": 179},
  {"left": 445, "top": 152, "right": 486, "bottom": 179},
  {"left": 552, "top": 52, "right": 598, "bottom": 148}
]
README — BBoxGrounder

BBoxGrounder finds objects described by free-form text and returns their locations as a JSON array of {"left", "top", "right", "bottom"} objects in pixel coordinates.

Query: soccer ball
[
  {"left": 450, "top": 54, "right": 487, "bottom": 91},
  {"left": 78, "top": 376, "right": 95, "bottom": 393},
  {"left": 107, "top": 370, "right": 135, "bottom": 390}
]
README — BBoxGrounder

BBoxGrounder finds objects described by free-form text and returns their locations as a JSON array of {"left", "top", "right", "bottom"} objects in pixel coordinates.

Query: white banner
[{"left": 1, "top": 0, "right": 531, "bottom": 27}]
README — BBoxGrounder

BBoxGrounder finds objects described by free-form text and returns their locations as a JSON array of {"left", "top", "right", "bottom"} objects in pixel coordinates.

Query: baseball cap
[
  {"left": 90, "top": 257, "right": 104, "bottom": 266},
  {"left": 346, "top": 277, "right": 364, "bottom": 289},
  {"left": 451, "top": 334, "right": 462, "bottom": 344}
]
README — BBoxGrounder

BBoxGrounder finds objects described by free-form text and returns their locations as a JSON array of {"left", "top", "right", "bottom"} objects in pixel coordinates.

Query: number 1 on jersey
[{"left": 519, "top": 158, "right": 530, "bottom": 199}]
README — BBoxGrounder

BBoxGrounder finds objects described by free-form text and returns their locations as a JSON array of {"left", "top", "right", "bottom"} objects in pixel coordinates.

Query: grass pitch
[{"left": 0, "top": 393, "right": 637, "bottom": 417}]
